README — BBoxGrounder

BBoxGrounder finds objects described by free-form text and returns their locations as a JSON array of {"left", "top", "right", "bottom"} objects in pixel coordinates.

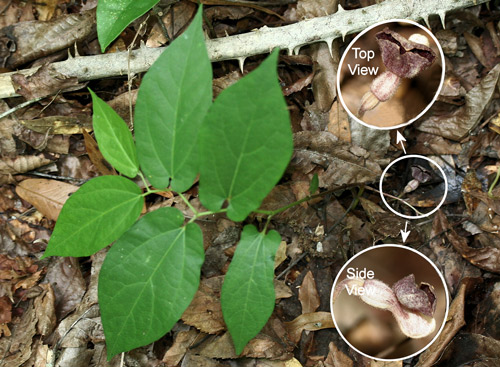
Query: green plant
[{"left": 42, "top": 7, "right": 294, "bottom": 360}]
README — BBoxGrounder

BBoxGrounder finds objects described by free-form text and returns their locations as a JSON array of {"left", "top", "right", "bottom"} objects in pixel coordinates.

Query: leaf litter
[{"left": 1, "top": 0, "right": 500, "bottom": 366}]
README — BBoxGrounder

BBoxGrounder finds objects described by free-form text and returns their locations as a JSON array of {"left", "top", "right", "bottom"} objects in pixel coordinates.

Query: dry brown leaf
[
  {"left": 146, "top": 2, "right": 197, "bottom": 47},
  {"left": 290, "top": 131, "right": 381, "bottom": 189},
  {"left": 430, "top": 211, "right": 481, "bottom": 293},
  {"left": 435, "top": 333, "right": 500, "bottom": 366},
  {"left": 464, "top": 32, "right": 491, "bottom": 69},
  {"left": 328, "top": 101, "right": 351, "bottom": 143},
  {"left": 417, "top": 63, "right": 500, "bottom": 141},
  {"left": 193, "top": 329, "right": 291, "bottom": 360},
  {"left": 107, "top": 89, "right": 138, "bottom": 123},
  {"left": 82, "top": 130, "right": 116, "bottom": 176},
  {"left": 33, "top": 283, "right": 56, "bottom": 336},
  {"left": 274, "top": 241, "right": 287, "bottom": 269},
  {"left": 11, "top": 64, "right": 81, "bottom": 100},
  {"left": 44, "top": 257, "right": 86, "bottom": 319},
  {"left": 324, "top": 342, "right": 353, "bottom": 367},
  {"left": 2, "top": 9, "right": 96, "bottom": 68},
  {"left": 471, "top": 281, "right": 500, "bottom": 339},
  {"left": 182, "top": 277, "right": 225, "bottom": 334},
  {"left": 0, "top": 300, "right": 37, "bottom": 367},
  {"left": 275, "top": 280, "right": 293, "bottom": 300},
  {"left": 371, "top": 361, "right": 402, "bottom": 367},
  {"left": 283, "top": 72, "right": 314, "bottom": 96},
  {"left": 20, "top": 115, "right": 92, "bottom": 135},
  {"left": 16, "top": 179, "right": 79, "bottom": 221},
  {"left": 0, "top": 154, "right": 52, "bottom": 182},
  {"left": 445, "top": 219, "right": 500, "bottom": 274},
  {"left": 162, "top": 329, "right": 200, "bottom": 366},
  {"left": 416, "top": 280, "right": 467, "bottom": 367},
  {"left": 298, "top": 271, "right": 320, "bottom": 314},
  {"left": 284, "top": 312, "right": 335, "bottom": 344},
  {"left": 35, "top": 0, "right": 59, "bottom": 21},
  {"left": 213, "top": 71, "right": 242, "bottom": 98}
]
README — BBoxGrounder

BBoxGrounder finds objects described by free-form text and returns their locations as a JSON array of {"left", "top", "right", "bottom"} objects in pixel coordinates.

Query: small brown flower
[
  {"left": 333, "top": 274, "right": 437, "bottom": 338},
  {"left": 358, "top": 28, "right": 437, "bottom": 118}
]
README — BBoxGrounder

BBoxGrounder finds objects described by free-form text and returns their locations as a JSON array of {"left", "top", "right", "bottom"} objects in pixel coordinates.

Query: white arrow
[
  {"left": 396, "top": 131, "right": 407, "bottom": 154},
  {"left": 400, "top": 221, "right": 411, "bottom": 243}
]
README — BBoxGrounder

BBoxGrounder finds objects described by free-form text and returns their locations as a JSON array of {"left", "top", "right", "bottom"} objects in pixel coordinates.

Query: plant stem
[
  {"left": 364, "top": 186, "right": 424, "bottom": 216},
  {"left": 488, "top": 168, "right": 500, "bottom": 198},
  {"left": 179, "top": 193, "right": 198, "bottom": 216}
]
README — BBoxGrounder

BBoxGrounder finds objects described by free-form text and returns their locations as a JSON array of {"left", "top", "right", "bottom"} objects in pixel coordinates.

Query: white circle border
[
  {"left": 329, "top": 244, "right": 450, "bottom": 362},
  {"left": 336, "top": 19, "right": 446, "bottom": 131},
  {"left": 379, "top": 154, "right": 448, "bottom": 219}
]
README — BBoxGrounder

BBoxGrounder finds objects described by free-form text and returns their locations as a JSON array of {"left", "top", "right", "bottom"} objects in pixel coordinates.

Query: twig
[
  {"left": 0, "top": 0, "right": 487, "bottom": 99},
  {"left": 364, "top": 185, "right": 425, "bottom": 216},
  {"left": 0, "top": 96, "right": 45, "bottom": 120}
]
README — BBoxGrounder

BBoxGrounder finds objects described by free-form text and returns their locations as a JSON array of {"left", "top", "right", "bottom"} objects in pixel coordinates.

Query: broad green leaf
[
  {"left": 99, "top": 207, "right": 204, "bottom": 359},
  {"left": 97, "top": 0, "right": 160, "bottom": 51},
  {"left": 89, "top": 89, "right": 139, "bottom": 178},
  {"left": 199, "top": 49, "right": 293, "bottom": 221},
  {"left": 42, "top": 176, "right": 143, "bottom": 258},
  {"left": 135, "top": 7, "right": 212, "bottom": 192},
  {"left": 221, "top": 225, "right": 281, "bottom": 354}
]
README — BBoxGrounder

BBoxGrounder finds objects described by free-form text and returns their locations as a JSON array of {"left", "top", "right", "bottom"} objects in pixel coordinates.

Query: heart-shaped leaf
[
  {"left": 199, "top": 49, "right": 292, "bottom": 221},
  {"left": 42, "top": 176, "right": 143, "bottom": 258},
  {"left": 99, "top": 207, "right": 204, "bottom": 359},
  {"left": 89, "top": 89, "right": 139, "bottom": 178},
  {"left": 221, "top": 225, "right": 281, "bottom": 354},
  {"left": 97, "top": 0, "right": 160, "bottom": 51},
  {"left": 135, "top": 7, "right": 212, "bottom": 192}
]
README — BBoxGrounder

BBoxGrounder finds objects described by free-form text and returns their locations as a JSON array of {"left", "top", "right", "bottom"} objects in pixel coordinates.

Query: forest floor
[{"left": 0, "top": 0, "right": 499, "bottom": 366}]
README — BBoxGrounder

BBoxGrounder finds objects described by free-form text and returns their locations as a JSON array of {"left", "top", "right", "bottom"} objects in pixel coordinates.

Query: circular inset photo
[
  {"left": 379, "top": 155, "right": 448, "bottom": 219},
  {"left": 337, "top": 20, "right": 445, "bottom": 129},
  {"left": 330, "top": 245, "right": 449, "bottom": 361}
]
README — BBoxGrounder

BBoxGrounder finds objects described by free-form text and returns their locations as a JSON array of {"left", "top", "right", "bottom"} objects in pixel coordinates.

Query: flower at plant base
[
  {"left": 332, "top": 274, "right": 437, "bottom": 338},
  {"left": 358, "top": 28, "right": 437, "bottom": 118}
]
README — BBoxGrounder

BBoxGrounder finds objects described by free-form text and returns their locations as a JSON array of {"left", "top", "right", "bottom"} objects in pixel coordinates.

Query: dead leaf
[
  {"left": 324, "top": 342, "right": 353, "bottom": 367},
  {"left": 436, "top": 333, "right": 500, "bottom": 366},
  {"left": 2, "top": 9, "right": 96, "bottom": 68},
  {"left": 444, "top": 217, "right": 500, "bottom": 273},
  {"left": 274, "top": 241, "right": 287, "bottom": 269},
  {"left": 284, "top": 312, "right": 335, "bottom": 344},
  {"left": 193, "top": 327, "right": 292, "bottom": 360},
  {"left": 12, "top": 64, "right": 82, "bottom": 100},
  {"left": 162, "top": 329, "right": 200, "bottom": 366},
  {"left": 298, "top": 271, "right": 320, "bottom": 314},
  {"left": 44, "top": 257, "right": 86, "bottom": 319},
  {"left": 182, "top": 277, "right": 225, "bottom": 334},
  {"left": 0, "top": 300, "right": 37, "bottom": 367},
  {"left": 213, "top": 70, "right": 242, "bottom": 98},
  {"left": 19, "top": 115, "right": 92, "bottom": 135},
  {"left": 283, "top": 72, "right": 314, "bottom": 96},
  {"left": 430, "top": 211, "right": 481, "bottom": 293},
  {"left": 416, "top": 280, "right": 467, "bottom": 367},
  {"left": 16, "top": 179, "right": 79, "bottom": 221},
  {"left": 371, "top": 361, "right": 402, "bottom": 367},
  {"left": 0, "top": 154, "right": 52, "bottom": 183},
  {"left": 417, "top": 63, "right": 500, "bottom": 141},
  {"left": 146, "top": 2, "right": 197, "bottom": 47},
  {"left": 471, "top": 281, "right": 500, "bottom": 339},
  {"left": 464, "top": 32, "right": 491, "bottom": 69},
  {"left": 34, "top": 0, "right": 59, "bottom": 21},
  {"left": 33, "top": 283, "right": 56, "bottom": 336},
  {"left": 82, "top": 130, "right": 116, "bottom": 176},
  {"left": 290, "top": 131, "right": 381, "bottom": 189},
  {"left": 327, "top": 101, "right": 351, "bottom": 143},
  {"left": 274, "top": 280, "right": 293, "bottom": 300}
]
